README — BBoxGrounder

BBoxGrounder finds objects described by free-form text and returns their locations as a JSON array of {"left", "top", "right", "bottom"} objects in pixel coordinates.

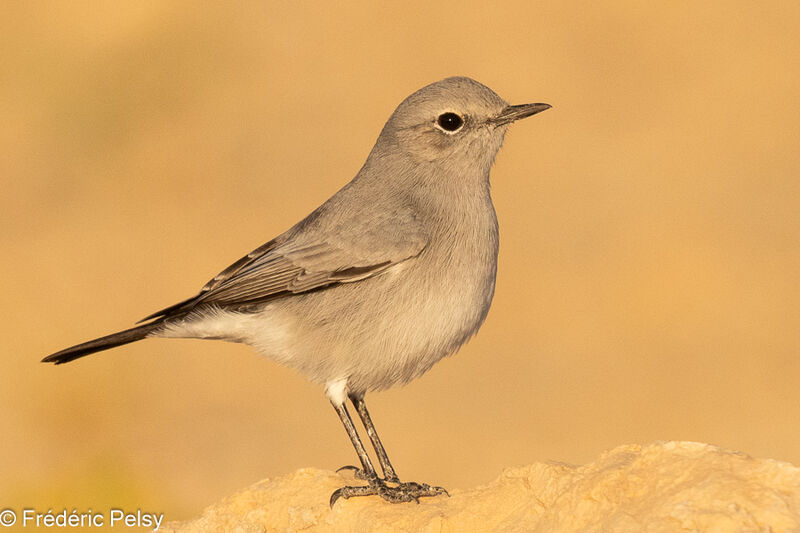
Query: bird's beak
[{"left": 490, "top": 103, "right": 552, "bottom": 127}]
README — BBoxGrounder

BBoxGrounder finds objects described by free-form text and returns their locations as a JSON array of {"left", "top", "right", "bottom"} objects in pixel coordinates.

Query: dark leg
[
  {"left": 331, "top": 401, "right": 379, "bottom": 480},
  {"left": 329, "top": 397, "right": 449, "bottom": 507},
  {"left": 349, "top": 393, "right": 399, "bottom": 482}
]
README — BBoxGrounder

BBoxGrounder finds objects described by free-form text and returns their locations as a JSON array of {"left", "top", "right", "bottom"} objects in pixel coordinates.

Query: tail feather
[{"left": 42, "top": 321, "right": 163, "bottom": 365}]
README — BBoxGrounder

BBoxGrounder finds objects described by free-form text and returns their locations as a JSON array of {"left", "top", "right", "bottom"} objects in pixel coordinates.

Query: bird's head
[{"left": 375, "top": 77, "right": 550, "bottom": 172}]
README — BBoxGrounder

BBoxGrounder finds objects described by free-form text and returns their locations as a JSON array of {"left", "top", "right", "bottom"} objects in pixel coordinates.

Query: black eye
[{"left": 436, "top": 112, "right": 464, "bottom": 132}]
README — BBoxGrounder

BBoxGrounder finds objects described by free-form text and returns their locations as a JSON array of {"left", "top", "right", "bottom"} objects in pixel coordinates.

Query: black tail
[{"left": 42, "top": 321, "right": 163, "bottom": 365}]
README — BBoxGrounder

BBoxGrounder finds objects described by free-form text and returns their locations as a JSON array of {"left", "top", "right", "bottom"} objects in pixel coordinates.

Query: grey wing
[{"left": 141, "top": 226, "right": 427, "bottom": 321}]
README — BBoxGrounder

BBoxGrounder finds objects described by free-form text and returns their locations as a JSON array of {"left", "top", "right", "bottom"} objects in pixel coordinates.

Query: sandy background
[{"left": 2, "top": 1, "right": 799, "bottom": 524}]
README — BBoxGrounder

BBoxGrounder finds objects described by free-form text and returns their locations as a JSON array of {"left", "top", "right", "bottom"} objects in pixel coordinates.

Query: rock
[{"left": 161, "top": 442, "right": 800, "bottom": 533}]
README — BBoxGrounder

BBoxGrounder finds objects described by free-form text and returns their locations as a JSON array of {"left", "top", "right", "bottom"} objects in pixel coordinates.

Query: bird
[{"left": 43, "top": 76, "right": 551, "bottom": 505}]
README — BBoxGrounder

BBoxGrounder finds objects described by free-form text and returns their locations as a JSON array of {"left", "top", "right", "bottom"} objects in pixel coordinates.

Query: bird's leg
[
  {"left": 349, "top": 393, "right": 399, "bottom": 482},
  {"left": 330, "top": 396, "right": 449, "bottom": 506},
  {"left": 331, "top": 400, "right": 379, "bottom": 481}
]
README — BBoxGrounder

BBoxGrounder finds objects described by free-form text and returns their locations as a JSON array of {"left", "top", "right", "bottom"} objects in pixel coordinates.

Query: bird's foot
[{"left": 330, "top": 477, "right": 448, "bottom": 507}]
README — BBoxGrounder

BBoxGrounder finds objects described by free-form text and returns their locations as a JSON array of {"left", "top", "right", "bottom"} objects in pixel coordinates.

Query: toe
[{"left": 336, "top": 465, "right": 369, "bottom": 480}]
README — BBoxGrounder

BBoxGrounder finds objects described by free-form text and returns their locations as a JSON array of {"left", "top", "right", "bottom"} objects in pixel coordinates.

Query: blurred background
[{"left": 2, "top": 1, "right": 799, "bottom": 526}]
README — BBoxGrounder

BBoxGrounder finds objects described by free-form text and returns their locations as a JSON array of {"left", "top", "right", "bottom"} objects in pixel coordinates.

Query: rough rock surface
[{"left": 162, "top": 442, "right": 800, "bottom": 533}]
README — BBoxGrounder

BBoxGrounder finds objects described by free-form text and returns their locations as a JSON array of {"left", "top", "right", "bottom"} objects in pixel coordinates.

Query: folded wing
[{"left": 141, "top": 220, "right": 427, "bottom": 321}]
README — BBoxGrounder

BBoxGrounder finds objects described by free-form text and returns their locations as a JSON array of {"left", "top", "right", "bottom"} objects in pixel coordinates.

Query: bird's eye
[{"left": 436, "top": 112, "right": 464, "bottom": 132}]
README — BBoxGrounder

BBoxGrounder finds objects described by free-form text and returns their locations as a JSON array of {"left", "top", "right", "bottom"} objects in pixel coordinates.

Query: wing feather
[
  {"left": 140, "top": 195, "right": 428, "bottom": 321},
  {"left": 141, "top": 233, "right": 424, "bottom": 321}
]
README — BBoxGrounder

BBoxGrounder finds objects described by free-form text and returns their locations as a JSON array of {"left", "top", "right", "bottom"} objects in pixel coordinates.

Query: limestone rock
[{"left": 161, "top": 442, "right": 800, "bottom": 533}]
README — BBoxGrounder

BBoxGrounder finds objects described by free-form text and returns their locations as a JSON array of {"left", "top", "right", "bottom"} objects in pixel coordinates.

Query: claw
[
  {"left": 336, "top": 465, "right": 369, "bottom": 480},
  {"left": 330, "top": 484, "right": 374, "bottom": 508}
]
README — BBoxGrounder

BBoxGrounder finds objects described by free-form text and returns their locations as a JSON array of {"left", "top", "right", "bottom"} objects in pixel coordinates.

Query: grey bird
[{"left": 43, "top": 77, "right": 550, "bottom": 505}]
